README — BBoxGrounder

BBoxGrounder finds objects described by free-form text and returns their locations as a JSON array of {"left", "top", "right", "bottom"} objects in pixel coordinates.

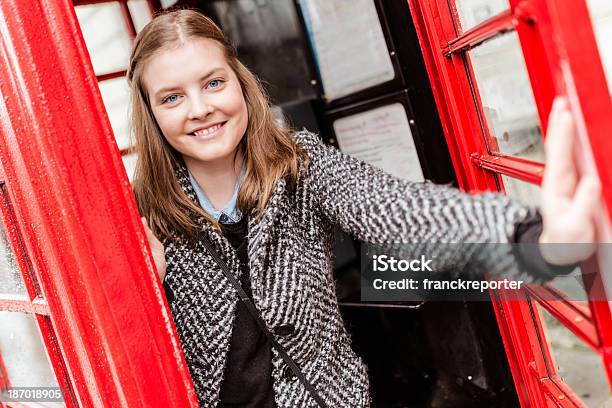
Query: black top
[{"left": 218, "top": 217, "right": 276, "bottom": 407}]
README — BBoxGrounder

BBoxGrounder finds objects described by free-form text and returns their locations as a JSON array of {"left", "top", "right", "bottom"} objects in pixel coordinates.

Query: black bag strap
[{"left": 199, "top": 234, "right": 328, "bottom": 408}]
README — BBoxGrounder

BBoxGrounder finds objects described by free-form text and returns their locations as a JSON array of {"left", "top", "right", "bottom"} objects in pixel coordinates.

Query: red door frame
[
  {"left": 1, "top": 0, "right": 610, "bottom": 406},
  {"left": 0, "top": 0, "right": 198, "bottom": 406},
  {"left": 407, "top": 0, "right": 612, "bottom": 406}
]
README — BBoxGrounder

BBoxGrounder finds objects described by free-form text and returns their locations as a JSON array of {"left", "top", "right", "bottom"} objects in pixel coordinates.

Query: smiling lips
[{"left": 190, "top": 121, "right": 226, "bottom": 137}]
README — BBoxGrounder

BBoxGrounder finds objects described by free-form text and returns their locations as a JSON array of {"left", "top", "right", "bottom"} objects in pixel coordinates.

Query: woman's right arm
[
  {"left": 294, "top": 130, "right": 529, "bottom": 245},
  {"left": 293, "top": 130, "right": 555, "bottom": 283}
]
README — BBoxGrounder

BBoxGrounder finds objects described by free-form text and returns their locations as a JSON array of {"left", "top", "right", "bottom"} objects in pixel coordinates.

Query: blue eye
[
  {"left": 208, "top": 79, "right": 223, "bottom": 89},
  {"left": 162, "top": 94, "right": 179, "bottom": 104}
]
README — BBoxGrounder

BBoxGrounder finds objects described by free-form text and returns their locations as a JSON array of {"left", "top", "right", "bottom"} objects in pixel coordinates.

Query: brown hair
[{"left": 127, "top": 9, "right": 307, "bottom": 243}]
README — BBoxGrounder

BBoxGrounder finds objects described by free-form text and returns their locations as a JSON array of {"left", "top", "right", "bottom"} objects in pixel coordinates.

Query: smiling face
[{"left": 142, "top": 38, "right": 248, "bottom": 168}]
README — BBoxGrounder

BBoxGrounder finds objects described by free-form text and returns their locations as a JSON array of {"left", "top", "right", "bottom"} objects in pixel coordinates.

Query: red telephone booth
[
  {"left": 0, "top": 0, "right": 610, "bottom": 407},
  {"left": 408, "top": 0, "right": 612, "bottom": 406}
]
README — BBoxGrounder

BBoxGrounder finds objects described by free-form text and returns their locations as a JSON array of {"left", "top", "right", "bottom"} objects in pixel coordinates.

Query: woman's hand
[
  {"left": 141, "top": 217, "right": 167, "bottom": 281},
  {"left": 539, "top": 97, "right": 601, "bottom": 265}
]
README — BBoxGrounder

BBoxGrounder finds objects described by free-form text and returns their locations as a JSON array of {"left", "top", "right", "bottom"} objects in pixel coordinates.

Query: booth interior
[{"left": 184, "top": 0, "right": 523, "bottom": 406}]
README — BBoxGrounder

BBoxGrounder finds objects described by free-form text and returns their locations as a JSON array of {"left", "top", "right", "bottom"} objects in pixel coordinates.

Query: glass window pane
[
  {"left": 0, "top": 220, "right": 26, "bottom": 296},
  {"left": 537, "top": 305, "right": 609, "bottom": 407},
  {"left": 0, "top": 312, "right": 60, "bottom": 389},
  {"left": 547, "top": 269, "right": 588, "bottom": 304},
  {"left": 500, "top": 175, "right": 541, "bottom": 207},
  {"left": 161, "top": 0, "right": 178, "bottom": 7},
  {"left": 127, "top": 0, "right": 153, "bottom": 33},
  {"left": 585, "top": 0, "right": 612, "bottom": 94},
  {"left": 122, "top": 153, "right": 138, "bottom": 182},
  {"left": 468, "top": 31, "right": 544, "bottom": 161},
  {"left": 75, "top": 2, "right": 132, "bottom": 75},
  {"left": 454, "top": 0, "right": 510, "bottom": 32},
  {"left": 98, "top": 77, "right": 131, "bottom": 150}
]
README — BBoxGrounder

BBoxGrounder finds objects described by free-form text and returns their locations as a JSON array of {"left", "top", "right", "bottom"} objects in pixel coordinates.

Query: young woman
[{"left": 129, "top": 9, "right": 600, "bottom": 408}]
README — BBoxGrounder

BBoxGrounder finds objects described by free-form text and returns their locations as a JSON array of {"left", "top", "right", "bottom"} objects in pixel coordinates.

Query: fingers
[
  {"left": 543, "top": 97, "right": 578, "bottom": 199},
  {"left": 572, "top": 175, "right": 601, "bottom": 225}
]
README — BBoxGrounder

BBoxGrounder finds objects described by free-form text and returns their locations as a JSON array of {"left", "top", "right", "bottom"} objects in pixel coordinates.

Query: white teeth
[{"left": 193, "top": 123, "right": 222, "bottom": 137}]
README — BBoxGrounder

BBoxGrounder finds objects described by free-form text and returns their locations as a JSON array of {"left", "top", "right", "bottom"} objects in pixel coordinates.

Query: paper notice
[
  {"left": 333, "top": 103, "right": 424, "bottom": 181},
  {"left": 300, "top": 0, "right": 395, "bottom": 100}
]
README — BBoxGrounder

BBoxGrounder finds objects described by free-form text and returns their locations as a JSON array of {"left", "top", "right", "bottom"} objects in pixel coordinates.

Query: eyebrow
[{"left": 152, "top": 67, "right": 227, "bottom": 100}]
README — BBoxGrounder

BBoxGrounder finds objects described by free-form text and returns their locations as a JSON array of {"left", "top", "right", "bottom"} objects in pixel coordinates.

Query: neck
[{"left": 184, "top": 151, "right": 244, "bottom": 211}]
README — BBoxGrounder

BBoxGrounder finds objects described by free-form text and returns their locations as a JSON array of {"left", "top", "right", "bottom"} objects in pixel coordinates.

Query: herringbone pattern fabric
[{"left": 162, "top": 130, "right": 537, "bottom": 407}]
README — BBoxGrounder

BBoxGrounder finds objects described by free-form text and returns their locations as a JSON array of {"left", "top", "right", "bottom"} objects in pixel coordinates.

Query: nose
[{"left": 187, "top": 93, "right": 213, "bottom": 120}]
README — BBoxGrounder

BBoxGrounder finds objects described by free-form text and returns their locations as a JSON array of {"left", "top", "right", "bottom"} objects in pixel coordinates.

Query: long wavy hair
[{"left": 128, "top": 9, "right": 307, "bottom": 243}]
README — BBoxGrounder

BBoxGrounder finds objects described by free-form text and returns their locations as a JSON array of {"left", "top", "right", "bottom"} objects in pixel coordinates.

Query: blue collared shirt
[{"left": 188, "top": 165, "right": 245, "bottom": 224}]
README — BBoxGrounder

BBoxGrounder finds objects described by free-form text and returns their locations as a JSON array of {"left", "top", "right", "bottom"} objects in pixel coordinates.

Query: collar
[{"left": 187, "top": 163, "right": 245, "bottom": 224}]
